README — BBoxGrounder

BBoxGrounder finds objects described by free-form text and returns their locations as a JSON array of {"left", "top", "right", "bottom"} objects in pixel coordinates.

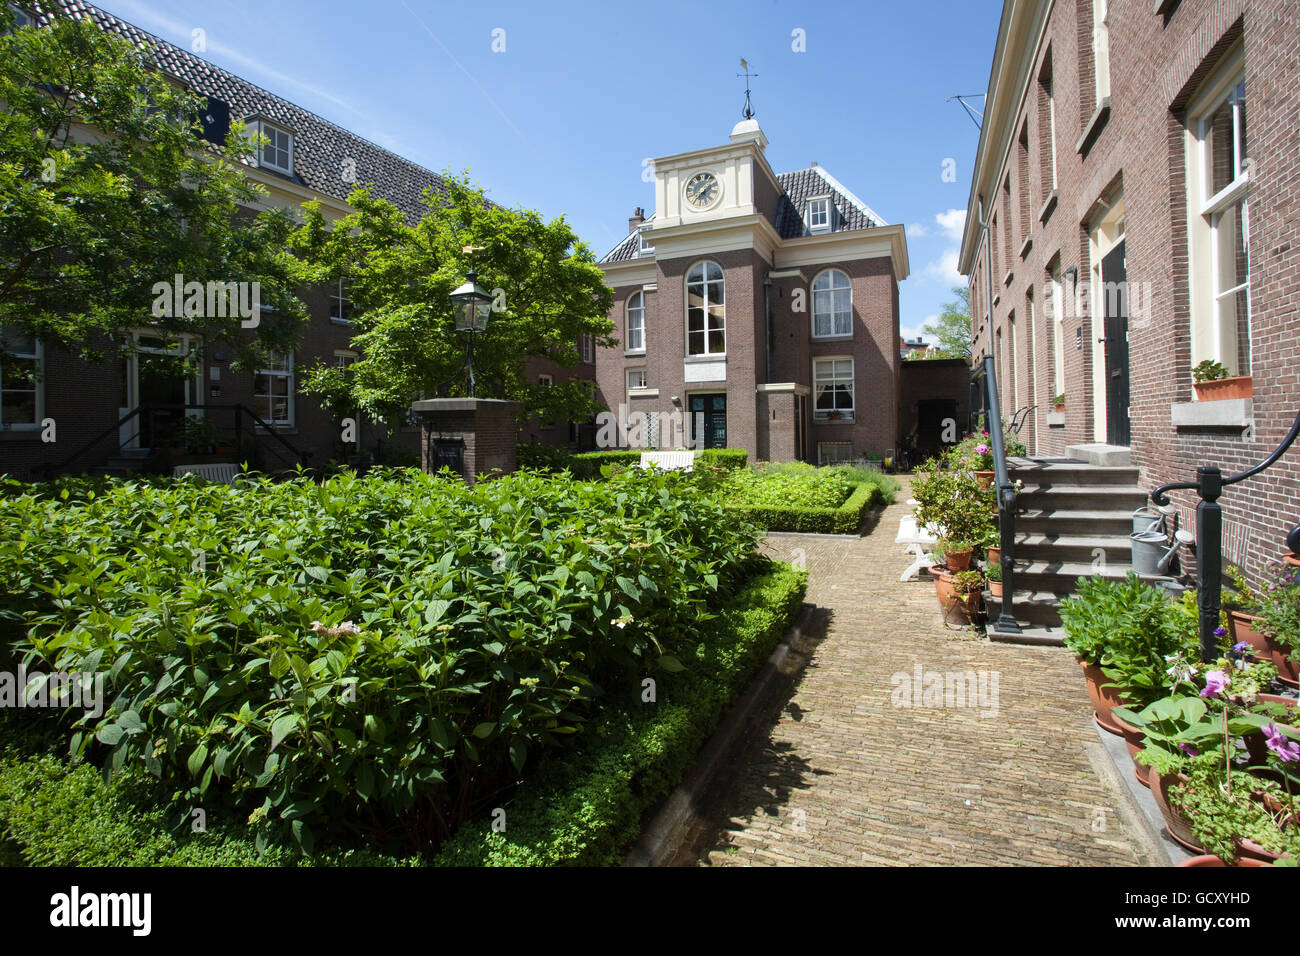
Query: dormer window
[
  {"left": 637, "top": 231, "right": 655, "bottom": 257},
  {"left": 244, "top": 117, "right": 294, "bottom": 175},
  {"left": 4, "top": 4, "right": 30, "bottom": 30},
  {"left": 807, "top": 197, "right": 832, "bottom": 234}
]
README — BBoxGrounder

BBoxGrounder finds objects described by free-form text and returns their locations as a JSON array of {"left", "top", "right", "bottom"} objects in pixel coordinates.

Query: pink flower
[
  {"left": 1200, "top": 670, "right": 1229, "bottom": 698},
  {"left": 1264, "top": 723, "right": 1300, "bottom": 763},
  {"left": 975, "top": 444, "right": 989, "bottom": 455}
]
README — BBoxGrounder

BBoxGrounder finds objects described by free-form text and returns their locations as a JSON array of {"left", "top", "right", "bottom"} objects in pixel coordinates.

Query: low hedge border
[
  {"left": 432, "top": 558, "right": 807, "bottom": 866},
  {"left": 726, "top": 480, "right": 882, "bottom": 534},
  {"left": 518, "top": 446, "right": 748, "bottom": 478}
]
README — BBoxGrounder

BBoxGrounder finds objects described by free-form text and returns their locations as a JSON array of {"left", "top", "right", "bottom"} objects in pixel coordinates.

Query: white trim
[
  {"left": 812, "top": 354, "right": 855, "bottom": 422},
  {"left": 0, "top": 329, "right": 43, "bottom": 430},
  {"left": 626, "top": 291, "right": 646, "bottom": 353},
  {"left": 811, "top": 166, "right": 889, "bottom": 226},
  {"left": 685, "top": 259, "right": 726, "bottom": 357},
  {"left": 254, "top": 350, "right": 295, "bottom": 427},
  {"left": 811, "top": 268, "right": 853, "bottom": 339}
]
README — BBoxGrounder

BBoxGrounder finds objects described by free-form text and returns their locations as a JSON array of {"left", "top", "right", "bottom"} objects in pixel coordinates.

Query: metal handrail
[
  {"left": 1151, "top": 403, "right": 1300, "bottom": 662},
  {"left": 972, "top": 355, "right": 1021, "bottom": 634}
]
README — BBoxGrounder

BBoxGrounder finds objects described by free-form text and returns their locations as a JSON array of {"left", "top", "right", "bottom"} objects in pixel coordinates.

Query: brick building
[
  {"left": 0, "top": 1, "right": 594, "bottom": 479},
  {"left": 959, "top": 0, "right": 1300, "bottom": 580},
  {"left": 595, "top": 119, "right": 909, "bottom": 463}
]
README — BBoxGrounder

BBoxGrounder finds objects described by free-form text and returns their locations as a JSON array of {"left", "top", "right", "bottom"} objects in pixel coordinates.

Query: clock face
[{"left": 685, "top": 171, "right": 720, "bottom": 208}]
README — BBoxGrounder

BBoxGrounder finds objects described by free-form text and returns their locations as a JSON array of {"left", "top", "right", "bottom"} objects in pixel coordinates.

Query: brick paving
[{"left": 676, "top": 479, "right": 1157, "bottom": 866}]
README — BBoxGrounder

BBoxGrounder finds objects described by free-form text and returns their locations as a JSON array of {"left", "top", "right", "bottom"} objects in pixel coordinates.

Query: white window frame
[
  {"left": 538, "top": 373, "right": 554, "bottom": 387},
  {"left": 254, "top": 351, "right": 295, "bottom": 427},
  {"left": 626, "top": 291, "right": 646, "bottom": 353},
  {"left": 1186, "top": 45, "right": 1250, "bottom": 378},
  {"left": 626, "top": 368, "right": 647, "bottom": 392},
  {"left": 685, "top": 260, "right": 726, "bottom": 357},
  {"left": 807, "top": 196, "right": 831, "bottom": 234},
  {"left": 637, "top": 232, "right": 655, "bottom": 257},
  {"left": 1049, "top": 267, "right": 1065, "bottom": 400},
  {"left": 0, "top": 328, "right": 43, "bottom": 430},
  {"left": 811, "top": 268, "right": 853, "bottom": 339},
  {"left": 813, "top": 356, "right": 854, "bottom": 423},
  {"left": 1092, "top": 0, "right": 1110, "bottom": 104},
  {"left": 816, "top": 441, "right": 853, "bottom": 465},
  {"left": 329, "top": 277, "right": 353, "bottom": 324},
  {"left": 245, "top": 117, "right": 294, "bottom": 175},
  {"left": 579, "top": 334, "right": 595, "bottom": 364}
]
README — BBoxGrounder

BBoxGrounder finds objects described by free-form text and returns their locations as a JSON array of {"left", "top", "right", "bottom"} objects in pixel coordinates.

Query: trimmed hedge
[
  {"left": 726, "top": 480, "right": 882, "bottom": 534},
  {"left": 432, "top": 559, "right": 806, "bottom": 866},
  {"left": 517, "top": 446, "right": 748, "bottom": 479}
]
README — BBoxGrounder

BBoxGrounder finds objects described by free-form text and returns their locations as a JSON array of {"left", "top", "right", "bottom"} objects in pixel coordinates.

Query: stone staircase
[
  {"left": 89, "top": 448, "right": 153, "bottom": 478},
  {"left": 985, "top": 457, "right": 1162, "bottom": 645}
]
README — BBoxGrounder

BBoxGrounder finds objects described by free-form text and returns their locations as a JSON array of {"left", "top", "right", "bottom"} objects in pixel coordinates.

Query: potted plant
[
  {"left": 1171, "top": 765, "right": 1297, "bottom": 865},
  {"left": 1192, "top": 358, "right": 1253, "bottom": 401},
  {"left": 181, "top": 415, "right": 224, "bottom": 457},
  {"left": 1052, "top": 393, "right": 1065, "bottom": 413},
  {"left": 946, "top": 569, "right": 985, "bottom": 624},
  {"left": 911, "top": 462, "right": 996, "bottom": 562},
  {"left": 1256, "top": 560, "right": 1300, "bottom": 687},
  {"left": 986, "top": 560, "right": 1002, "bottom": 598},
  {"left": 941, "top": 538, "right": 974, "bottom": 571},
  {"left": 982, "top": 526, "right": 1001, "bottom": 565}
]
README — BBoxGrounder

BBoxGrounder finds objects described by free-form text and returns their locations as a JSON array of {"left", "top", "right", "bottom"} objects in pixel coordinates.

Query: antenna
[
  {"left": 946, "top": 93, "right": 985, "bottom": 131},
  {"left": 738, "top": 58, "right": 758, "bottom": 120}
]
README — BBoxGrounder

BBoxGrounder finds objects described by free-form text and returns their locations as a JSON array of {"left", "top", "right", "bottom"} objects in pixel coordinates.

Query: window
[
  {"left": 685, "top": 261, "right": 725, "bottom": 355},
  {"left": 1092, "top": 0, "right": 1110, "bottom": 104},
  {"left": 1038, "top": 54, "right": 1058, "bottom": 199},
  {"left": 811, "top": 269, "right": 852, "bottom": 338},
  {"left": 1048, "top": 262, "right": 1065, "bottom": 401},
  {"left": 0, "top": 328, "right": 40, "bottom": 428},
  {"left": 334, "top": 350, "right": 358, "bottom": 369},
  {"left": 626, "top": 292, "right": 645, "bottom": 352},
  {"left": 626, "top": 368, "right": 647, "bottom": 391},
  {"left": 244, "top": 117, "right": 293, "bottom": 174},
  {"left": 1187, "top": 49, "right": 1250, "bottom": 378},
  {"left": 538, "top": 373, "right": 553, "bottom": 387},
  {"left": 817, "top": 441, "right": 853, "bottom": 465},
  {"left": 1017, "top": 123, "right": 1031, "bottom": 242},
  {"left": 638, "top": 233, "right": 655, "bottom": 257},
  {"left": 5, "top": 5, "right": 32, "bottom": 31},
  {"left": 330, "top": 278, "right": 354, "bottom": 324},
  {"left": 807, "top": 197, "right": 831, "bottom": 233},
  {"left": 579, "top": 334, "right": 595, "bottom": 364},
  {"left": 813, "top": 357, "right": 853, "bottom": 421},
  {"left": 254, "top": 352, "right": 294, "bottom": 426}
]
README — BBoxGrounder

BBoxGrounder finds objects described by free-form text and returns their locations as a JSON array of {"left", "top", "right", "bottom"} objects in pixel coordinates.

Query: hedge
[
  {"left": 725, "top": 480, "right": 882, "bottom": 534},
  {"left": 432, "top": 559, "right": 807, "bottom": 866},
  {"left": 517, "top": 445, "right": 747, "bottom": 479}
]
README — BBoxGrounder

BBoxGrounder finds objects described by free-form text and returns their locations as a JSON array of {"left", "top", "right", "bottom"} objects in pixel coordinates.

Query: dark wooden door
[
  {"left": 138, "top": 353, "right": 187, "bottom": 449},
  {"left": 690, "top": 394, "right": 727, "bottom": 449},
  {"left": 1101, "top": 240, "right": 1130, "bottom": 447}
]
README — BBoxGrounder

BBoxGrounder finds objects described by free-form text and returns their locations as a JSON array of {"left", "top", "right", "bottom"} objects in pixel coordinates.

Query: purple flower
[
  {"left": 1200, "top": 670, "right": 1229, "bottom": 698},
  {"left": 975, "top": 444, "right": 989, "bottom": 455},
  {"left": 1214, "top": 626, "right": 1228, "bottom": 637},
  {"left": 1263, "top": 723, "right": 1300, "bottom": 763},
  {"left": 1178, "top": 743, "right": 1200, "bottom": 758},
  {"left": 1231, "top": 640, "right": 1250, "bottom": 654}
]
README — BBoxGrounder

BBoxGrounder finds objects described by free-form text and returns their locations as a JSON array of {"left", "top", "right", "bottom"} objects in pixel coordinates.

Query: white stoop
[{"left": 639, "top": 450, "right": 697, "bottom": 472}]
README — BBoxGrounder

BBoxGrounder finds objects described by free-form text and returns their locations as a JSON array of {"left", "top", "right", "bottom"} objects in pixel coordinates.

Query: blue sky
[{"left": 96, "top": 0, "right": 1002, "bottom": 342}]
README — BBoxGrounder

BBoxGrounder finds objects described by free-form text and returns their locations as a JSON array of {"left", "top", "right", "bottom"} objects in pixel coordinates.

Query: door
[
  {"left": 138, "top": 352, "right": 188, "bottom": 449},
  {"left": 121, "top": 332, "right": 202, "bottom": 450},
  {"left": 689, "top": 393, "right": 727, "bottom": 449},
  {"left": 916, "top": 399, "right": 957, "bottom": 461},
  {"left": 1101, "top": 240, "right": 1130, "bottom": 446}
]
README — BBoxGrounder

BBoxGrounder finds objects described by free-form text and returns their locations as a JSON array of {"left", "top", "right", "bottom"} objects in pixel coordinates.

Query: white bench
[
  {"left": 896, "top": 505, "right": 943, "bottom": 582},
  {"left": 173, "top": 462, "right": 241, "bottom": 485},
  {"left": 639, "top": 450, "right": 697, "bottom": 472}
]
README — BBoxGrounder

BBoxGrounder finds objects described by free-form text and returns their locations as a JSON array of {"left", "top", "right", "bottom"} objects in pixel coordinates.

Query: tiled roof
[
  {"left": 600, "top": 217, "right": 656, "bottom": 263},
  {"left": 34, "top": 1, "right": 449, "bottom": 224},
  {"left": 774, "top": 167, "right": 886, "bottom": 238}
]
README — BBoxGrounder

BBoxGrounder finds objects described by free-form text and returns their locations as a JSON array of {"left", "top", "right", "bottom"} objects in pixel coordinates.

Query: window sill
[
  {"left": 1046, "top": 411, "right": 1065, "bottom": 427},
  {"left": 1171, "top": 397, "right": 1252, "bottom": 429},
  {"left": 624, "top": 349, "right": 646, "bottom": 358},
  {"left": 811, "top": 334, "right": 854, "bottom": 343},
  {"left": 329, "top": 317, "right": 353, "bottom": 326},
  {"left": 1003, "top": 269, "right": 1014, "bottom": 286},
  {"left": 1038, "top": 189, "right": 1058, "bottom": 224},
  {"left": 1018, "top": 236, "right": 1033, "bottom": 260},
  {"left": 1075, "top": 97, "right": 1111, "bottom": 156},
  {"left": 815, "top": 416, "right": 855, "bottom": 425},
  {"left": 684, "top": 354, "right": 726, "bottom": 362}
]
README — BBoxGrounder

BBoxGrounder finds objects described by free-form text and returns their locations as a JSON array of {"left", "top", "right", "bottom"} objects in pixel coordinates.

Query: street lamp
[{"left": 449, "top": 268, "right": 493, "bottom": 397}]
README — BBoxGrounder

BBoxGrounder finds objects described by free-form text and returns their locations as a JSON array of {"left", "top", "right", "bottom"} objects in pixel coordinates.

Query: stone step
[
  {"left": 1008, "top": 558, "right": 1172, "bottom": 593},
  {"left": 987, "top": 621, "right": 1067, "bottom": 647},
  {"left": 1016, "top": 508, "right": 1137, "bottom": 536},
  {"left": 985, "top": 590, "right": 1069, "bottom": 628},
  {"left": 1013, "top": 532, "right": 1137, "bottom": 563},
  {"left": 1015, "top": 486, "right": 1150, "bottom": 511},
  {"left": 1008, "top": 459, "right": 1142, "bottom": 487}
]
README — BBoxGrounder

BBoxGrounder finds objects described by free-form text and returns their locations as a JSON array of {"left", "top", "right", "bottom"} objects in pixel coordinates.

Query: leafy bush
[
  {"left": 724, "top": 481, "right": 881, "bottom": 534},
  {"left": 0, "top": 467, "right": 760, "bottom": 855},
  {"left": 910, "top": 463, "right": 996, "bottom": 546},
  {"left": 516, "top": 443, "right": 576, "bottom": 472},
  {"left": 725, "top": 463, "right": 850, "bottom": 510},
  {"left": 433, "top": 560, "right": 807, "bottom": 866},
  {"left": 831, "top": 467, "right": 900, "bottom": 503},
  {"left": 1258, "top": 560, "right": 1300, "bottom": 655}
]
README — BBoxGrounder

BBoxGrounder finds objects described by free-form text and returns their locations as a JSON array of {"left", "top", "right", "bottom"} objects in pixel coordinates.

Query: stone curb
[{"left": 622, "top": 601, "right": 816, "bottom": 867}]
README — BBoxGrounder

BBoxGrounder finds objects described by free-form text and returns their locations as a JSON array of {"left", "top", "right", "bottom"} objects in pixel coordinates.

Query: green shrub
[
  {"left": 831, "top": 467, "right": 900, "bottom": 504},
  {"left": 725, "top": 463, "right": 850, "bottom": 510},
  {"left": 433, "top": 560, "right": 807, "bottom": 866},
  {"left": 516, "top": 443, "right": 577, "bottom": 472},
  {"left": 725, "top": 481, "right": 881, "bottom": 534},
  {"left": 0, "top": 467, "right": 760, "bottom": 855}
]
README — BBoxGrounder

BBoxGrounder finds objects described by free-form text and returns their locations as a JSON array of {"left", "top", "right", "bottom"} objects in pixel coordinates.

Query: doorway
[
  {"left": 689, "top": 393, "right": 727, "bottom": 449},
  {"left": 119, "top": 332, "right": 203, "bottom": 450},
  {"left": 1101, "top": 240, "right": 1130, "bottom": 446}
]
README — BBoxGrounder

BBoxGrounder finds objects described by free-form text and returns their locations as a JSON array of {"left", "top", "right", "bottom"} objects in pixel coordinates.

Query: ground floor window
[
  {"left": 254, "top": 352, "right": 294, "bottom": 426},
  {"left": 813, "top": 357, "right": 854, "bottom": 421},
  {"left": 817, "top": 441, "right": 853, "bottom": 465},
  {"left": 0, "top": 327, "right": 40, "bottom": 428}
]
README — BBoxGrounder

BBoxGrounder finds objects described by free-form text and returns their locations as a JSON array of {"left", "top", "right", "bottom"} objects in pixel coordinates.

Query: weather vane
[{"left": 738, "top": 58, "right": 757, "bottom": 120}]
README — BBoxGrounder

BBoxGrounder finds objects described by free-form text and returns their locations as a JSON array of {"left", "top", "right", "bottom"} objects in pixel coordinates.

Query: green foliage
[
  {"left": 1170, "top": 765, "right": 1298, "bottom": 864},
  {"left": 1059, "top": 573, "right": 1200, "bottom": 708},
  {"left": 921, "top": 286, "right": 972, "bottom": 361},
  {"left": 0, "top": 467, "right": 760, "bottom": 855},
  {"left": 1192, "top": 359, "right": 1228, "bottom": 383},
  {"left": 1258, "top": 561, "right": 1300, "bottom": 654},
  {"left": 0, "top": 10, "right": 306, "bottom": 362},
  {"left": 523, "top": 448, "right": 748, "bottom": 481},
  {"left": 291, "top": 173, "right": 614, "bottom": 432},
  {"left": 724, "top": 481, "right": 882, "bottom": 534},
  {"left": 951, "top": 570, "right": 984, "bottom": 593},
  {"left": 725, "top": 463, "right": 850, "bottom": 510},
  {"left": 516, "top": 443, "right": 577, "bottom": 473},
  {"left": 433, "top": 561, "right": 807, "bottom": 866},
  {"left": 181, "top": 416, "right": 224, "bottom": 454},
  {"left": 830, "top": 467, "right": 900, "bottom": 503},
  {"left": 985, "top": 561, "right": 1002, "bottom": 582},
  {"left": 1052, "top": 393, "right": 1065, "bottom": 407},
  {"left": 909, "top": 463, "right": 996, "bottom": 547}
]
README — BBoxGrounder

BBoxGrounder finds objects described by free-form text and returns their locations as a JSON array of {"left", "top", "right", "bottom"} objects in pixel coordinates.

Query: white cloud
[
  {"left": 901, "top": 316, "right": 938, "bottom": 342},
  {"left": 935, "top": 208, "right": 966, "bottom": 242},
  {"left": 923, "top": 248, "right": 962, "bottom": 286},
  {"left": 907, "top": 222, "right": 929, "bottom": 238}
]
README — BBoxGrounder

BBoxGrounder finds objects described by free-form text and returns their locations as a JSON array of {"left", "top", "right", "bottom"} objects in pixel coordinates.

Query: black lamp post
[{"left": 449, "top": 269, "right": 493, "bottom": 398}]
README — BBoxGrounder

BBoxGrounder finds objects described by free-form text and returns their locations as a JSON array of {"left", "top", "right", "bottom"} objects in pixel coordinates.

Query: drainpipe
[{"left": 763, "top": 272, "right": 773, "bottom": 382}]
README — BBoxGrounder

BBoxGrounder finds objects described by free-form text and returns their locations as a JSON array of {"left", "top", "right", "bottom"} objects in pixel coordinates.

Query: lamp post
[{"left": 449, "top": 269, "right": 494, "bottom": 398}]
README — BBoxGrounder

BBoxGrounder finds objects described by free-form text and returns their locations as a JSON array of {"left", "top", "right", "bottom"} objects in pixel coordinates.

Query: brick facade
[{"left": 963, "top": 0, "right": 1300, "bottom": 582}]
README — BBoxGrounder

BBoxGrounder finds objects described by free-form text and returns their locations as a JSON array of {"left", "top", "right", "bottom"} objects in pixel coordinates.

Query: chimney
[
  {"left": 810, "top": 161, "right": 818, "bottom": 167},
  {"left": 628, "top": 206, "right": 645, "bottom": 234}
]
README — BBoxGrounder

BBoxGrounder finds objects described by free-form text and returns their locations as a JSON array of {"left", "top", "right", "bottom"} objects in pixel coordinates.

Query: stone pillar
[{"left": 409, "top": 398, "right": 522, "bottom": 486}]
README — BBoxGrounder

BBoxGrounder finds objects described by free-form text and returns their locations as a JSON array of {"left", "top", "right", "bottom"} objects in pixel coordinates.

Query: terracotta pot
[
  {"left": 1235, "top": 837, "right": 1289, "bottom": 865},
  {"left": 1151, "top": 772, "right": 1205, "bottom": 854},
  {"left": 974, "top": 470, "right": 995, "bottom": 488},
  {"left": 1053, "top": 403, "right": 1065, "bottom": 414},
  {"left": 989, "top": 579, "right": 1003, "bottom": 598},
  {"left": 1228, "top": 609, "right": 1299, "bottom": 687},
  {"left": 1193, "top": 376, "right": 1253, "bottom": 402},
  {"left": 933, "top": 568, "right": 955, "bottom": 606},
  {"left": 1112, "top": 711, "right": 1152, "bottom": 788},
  {"left": 1244, "top": 693, "right": 1298, "bottom": 766},
  {"left": 946, "top": 549, "right": 973, "bottom": 571},
  {"left": 1178, "top": 854, "right": 1269, "bottom": 867},
  {"left": 1079, "top": 660, "right": 1127, "bottom": 736},
  {"left": 987, "top": 546, "right": 1001, "bottom": 564}
]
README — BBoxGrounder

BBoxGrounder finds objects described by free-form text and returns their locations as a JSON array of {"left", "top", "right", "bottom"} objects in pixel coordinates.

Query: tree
[
  {"left": 0, "top": 10, "right": 306, "bottom": 365},
  {"left": 291, "top": 174, "right": 615, "bottom": 431},
  {"left": 922, "top": 285, "right": 973, "bottom": 361}
]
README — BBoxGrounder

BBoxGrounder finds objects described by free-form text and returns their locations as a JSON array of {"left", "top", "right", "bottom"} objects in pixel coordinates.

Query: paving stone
[{"left": 679, "top": 479, "right": 1155, "bottom": 867}]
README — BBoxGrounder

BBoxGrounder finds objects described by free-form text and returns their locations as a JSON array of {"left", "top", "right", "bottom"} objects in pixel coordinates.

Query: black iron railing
[
  {"left": 972, "top": 355, "right": 1021, "bottom": 634},
  {"left": 1151, "top": 404, "right": 1300, "bottom": 662}
]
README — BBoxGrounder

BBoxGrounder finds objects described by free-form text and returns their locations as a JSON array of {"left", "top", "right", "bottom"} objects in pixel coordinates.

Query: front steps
[{"left": 985, "top": 457, "right": 1171, "bottom": 645}]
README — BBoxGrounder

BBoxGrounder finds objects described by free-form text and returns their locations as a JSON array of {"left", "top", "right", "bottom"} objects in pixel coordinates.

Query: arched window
[
  {"left": 626, "top": 291, "right": 645, "bottom": 352},
  {"left": 686, "top": 261, "right": 725, "bottom": 355},
  {"left": 812, "top": 269, "right": 852, "bottom": 338}
]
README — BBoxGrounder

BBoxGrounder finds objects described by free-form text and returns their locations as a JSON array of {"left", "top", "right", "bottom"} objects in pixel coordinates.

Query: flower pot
[
  {"left": 1079, "top": 660, "right": 1127, "bottom": 736},
  {"left": 987, "top": 546, "right": 1001, "bottom": 565},
  {"left": 1151, "top": 772, "right": 1205, "bottom": 854},
  {"left": 1234, "top": 837, "right": 1289, "bottom": 865},
  {"left": 988, "top": 579, "right": 1003, "bottom": 598},
  {"left": 1053, "top": 403, "right": 1065, "bottom": 414},
  {"left": 1193, "top": 376, "right": 1253, "bottom": 402},
  {"left": 946, "top": 549, "right": 973, "bottom": 571},
  {"left": 974, "top": 470, "right": 995, "bottom": 488},
  {"left": 1228, "top": 609, "right": 1299, "bottom": 687},
  {"left": 1177, "top": 854, "right": 1268, "bottom": 867},
  {"left": 1244, "top": 693, "right": 1298, "bottom": 766},
  {"left": 1112, "top": 711, "right": 1151, "bottom": 788}
]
